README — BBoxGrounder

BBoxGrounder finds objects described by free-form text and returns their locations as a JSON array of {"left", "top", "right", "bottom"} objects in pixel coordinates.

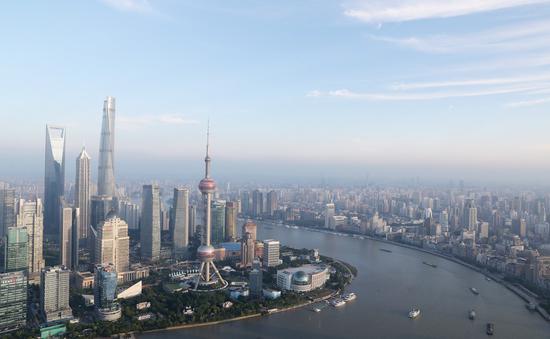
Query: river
[{"left": 141, "top": 221, "right": 550, "bottom": 338}]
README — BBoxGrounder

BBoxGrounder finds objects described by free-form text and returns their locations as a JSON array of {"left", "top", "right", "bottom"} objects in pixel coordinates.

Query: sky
[{"left": 2, "top": 0, "right": 550, "bottom": 184}]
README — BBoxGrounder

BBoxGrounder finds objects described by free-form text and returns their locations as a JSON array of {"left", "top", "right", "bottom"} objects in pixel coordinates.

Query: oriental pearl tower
[{"left": 194, "top": 125, "right": 227, "bottom": 290}]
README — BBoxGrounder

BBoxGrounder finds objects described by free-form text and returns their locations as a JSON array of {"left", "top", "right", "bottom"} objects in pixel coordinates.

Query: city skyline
[{"left": 2, "top": 1, "right": 550, "bottom": 183}]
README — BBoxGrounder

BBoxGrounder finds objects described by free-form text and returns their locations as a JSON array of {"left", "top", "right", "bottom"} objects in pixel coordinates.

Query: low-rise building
[{"left": 276, "top": 264, "right": 329, "bottom": 292}]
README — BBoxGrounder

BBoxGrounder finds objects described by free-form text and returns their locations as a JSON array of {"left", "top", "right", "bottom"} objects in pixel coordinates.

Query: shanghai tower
[{"left": 98, "top": 96, "right": 116, "bottom": 197}]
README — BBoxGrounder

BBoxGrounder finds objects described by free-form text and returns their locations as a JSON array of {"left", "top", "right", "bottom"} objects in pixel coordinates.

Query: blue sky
[{"left": 2, "top": 0, "right": 550, "bottom": 183}]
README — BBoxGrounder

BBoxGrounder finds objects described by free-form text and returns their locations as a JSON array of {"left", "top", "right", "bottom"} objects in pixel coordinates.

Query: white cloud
[
  {"left": 505, "top": 97, "right": 550, "bottom": 107},
  {"left": 344, "top": 0, "right": 550, "bottom": 23},
  {"left": 370, "top": 20, "right": 550, "bottom": 53},
  {"left": 118, "top": 114, "right": 199, "bottom": 126},
  {"left": 100, "top": 0, "right": 152, "bottom": 13}
]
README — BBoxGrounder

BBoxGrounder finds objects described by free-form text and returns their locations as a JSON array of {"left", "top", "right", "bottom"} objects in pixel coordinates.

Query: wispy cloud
[
  {"left": 370, "top": 20, "right": 550, "bottom": 53},
  {"left": 118, "top": 114, "right": 199, "bottom": 126},
  {"left": 505, "top": 97, "right": 550, "bottom": 107},
  {"left": 344, "top": 0, "right": 550, "bottom": 23},
  {"left": 100, "top": 0, "right": 152, "bottom": 13},
  {"left": 309, "top": 83, "right": 549, "bottom": 101},
  {"left": 392, "top": 73, "right": 550, "bottom": 90}
]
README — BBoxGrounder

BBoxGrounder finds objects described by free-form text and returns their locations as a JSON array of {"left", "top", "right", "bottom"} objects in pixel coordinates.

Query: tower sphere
[{"left": 199, "top": 178, "right": 216, "bottom": 193}]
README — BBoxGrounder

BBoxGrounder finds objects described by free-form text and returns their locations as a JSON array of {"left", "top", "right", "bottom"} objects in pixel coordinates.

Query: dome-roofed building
[{"left": 277, "top": 264, "right": 329, "bottom": 292}]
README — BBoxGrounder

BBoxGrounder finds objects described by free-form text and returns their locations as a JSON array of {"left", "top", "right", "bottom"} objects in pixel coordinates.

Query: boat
[
  {"left": 485, "top": 277, "right": 491, "bottom": 282},
  {"left": 486, "top": 323, "right": 494, "bottom": 335},
  {"left": 470, "top": 287, "right": 479, "bottom": 295},
  {"left": 330, "top": 298, "right": 346, "bottom": 307},
  {"left": 526, "top": 302, "right": 537, "bottom": 311},
  {"left": 312, "top": 307, "right": 322, "bottom": 313},
  {"left": 342, "top": 292, "right": 356, "bottom": 302},
  {"left": 422, "top": 261, "right": 437, "bottom": 268},
  {"left": 468, "top": 309, "right": 476, "bottom": 320},
  {"left": 408, "top": 308, "right": 421, "bottom": 319},
  {"left": 380, "top": 248, "right": 393, "bottom": 253}
]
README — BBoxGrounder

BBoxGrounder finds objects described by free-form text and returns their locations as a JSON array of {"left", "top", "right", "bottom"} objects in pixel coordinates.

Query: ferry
[
  {"left": 422, "top": 261, "right": 437, "bottom": 268},
  {"left": 379, "top": 248, "right": 393, "bottom": 253},
  {"left": 312, "top": 307, "right": 322, "bottom": 313},
  {"left": 342, "top": 292, "right": 357, "bottom": 302},
  {"left": 330, "top": 298, "right": 346, "bottom": 307},
  {"left": 408, "top": 308, "right": 421, "bottom": 319},
  {"left": 468, "top": 309, "right": 476, "bottom": 320},
  {"left": 470, "top": 287, "right": 479, "bottom": 295},
  {"left": 486, "top": 323, "right": 494, "bottom": 335}
]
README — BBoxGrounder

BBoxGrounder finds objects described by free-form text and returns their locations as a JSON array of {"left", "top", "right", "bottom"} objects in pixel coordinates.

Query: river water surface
[{"left": 141, "top": 221, "right": 550, "bottom": 338}]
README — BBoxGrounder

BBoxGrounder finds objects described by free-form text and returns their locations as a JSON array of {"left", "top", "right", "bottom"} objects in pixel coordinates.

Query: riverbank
[
  {"left": 255, "top": 219, "right": 550, "bottom": 322},
  {"left": 139, "top": 282, "right": 342, "bottom": 336}
]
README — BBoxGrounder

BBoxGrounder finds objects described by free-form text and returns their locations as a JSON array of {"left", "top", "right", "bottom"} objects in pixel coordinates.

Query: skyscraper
[
  {"left": 16, "top": 199, "right": 44, "bottom": 275},
  {"left": 189, "top": 205, "right": 197, "bottom": 237},
  {"left": 44, "top": 125, "right": 66, "bottom": 237},
  {"left": 241, "top": 191, "right": 250, "bottom": 216},
  {"left": 325, "top": 203, "right": 335, "bottom": 229},
  {"left": 252, "top": 190, "right": 263, "bottom": 217},
  {"left": 171, "top": 188, "right": 189, "bottom": 258},
  {"left": 95, "top": 211, "right": 129, "bottom": 272},
  {"left": 211, "top": 200, "right": 226, "bottom": 245},
  {"left": 75, "top": 147, "right": 91, "bottom": 241},
  {"left": 0, "top": 271, "right": 27, "bottom": 333},
  {"left": 224, "top": 201, "right": 237, "bottom": 242},
  {"left": 59, "top": 207, "right": 73, "bottom": 268},
  {"left": 97, "top": 96, "right": 116, "bottom": 197},
  {"left": 94, "top": 263, "right": 121, "bottom": 321},
  {"left": 240, "top": 232, "right": 255, "bottom": 268},
  {"left": 3, "top": 227, "right": 28, "bottom": 272},
  {"left": 141, "top": 184, "right": 160, "bottom": 262},
  {"left": 262, "top": 239, "right": 280, "bottom": 268},
  {"left": 195, "top": 126, "right": 226, "bottom": 289},
  {"left": 242, "top": 220, "right": 257, "bottom": 241},
  {"left": 266, "top": 190, "right": 278, "bottom": 216},
  {"left": 465, "top": 199, "right": 477, "bottom": 231},
  {"left": 0, "top": 187, "right": 15, "bottom": 239},
  {"left": 41, "top": 266, "right": 72, "bottom": 323}
]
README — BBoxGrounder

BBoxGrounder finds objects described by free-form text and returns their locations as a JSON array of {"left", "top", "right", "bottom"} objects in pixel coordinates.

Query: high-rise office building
[
  {"left": 59, "top": 206, "right": 78, "bottom": 269},
  {"left": 241, "top": 191, "right": 250, "bottom": 216},
  {"left": 266, "top": 190, "right": 278, "bottom": 216},
  {"left": 252, "top": 190, "right": 263, "bottom": 217},
  {"left": 249, "top": 267, "right": 263, "bottom": 297},
  {"left": 91, "top": 195, "right": 115, "bottom": 230},
  {"left": 189, "top": 205, "right": 196, "bottom": 237},
  {"left": 465, "top": 199, "right": 477, "bottom": 231},
  {"left": 262, "top": 239, "right": 280, "bottom": 268},
  {"left": 40, "top": 266, "right": 72, "bottom": 323},
  {"left": 240, "top": 232, "right": 255, "bottom": 267},
  {"left": 44, "top": 125, "right": 66, "bottom": 237},
  {"left": 16, "top": 199, "right": 44, "bottom": 274},
  {"left": 325, "top": 203, "right": 335, "bottom": 229},
  {"left": 119, "top": 200, "right": 140, "bottom": 230},
  {"left": 75, "top": 147, "right": 91, "bottom": 240},
  {"left": 211, "top": 200, "right": 226, "bottom": 245},
  {"left": 224, "top": 201, "right": 237, "bottom": 242},
  {"left": 3, "top": 227, "right": 28, "bottom": 272},
  {"left": 0, "top": 271, "right": 27, "bottom": 333},
  {"left": 0, "top": 188, "right": 15, "bottom": 239},
  {"left": 94, "top": 263, "right": 121, "bottom": 321},
  {"left": 242, "top": 220, "right": 257, "bottom": 241},
  {"left": 95, "top": 212, "right": 129, "bottom": 272},
  {"left": 141, "top": 184, "right": 160, "bottom": 262},
  {"left": 97, "top": 96, "right": 116, "bottom": 197},
  {"left": 171, "top": 188, "right": 189, "bottom": 258}
]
